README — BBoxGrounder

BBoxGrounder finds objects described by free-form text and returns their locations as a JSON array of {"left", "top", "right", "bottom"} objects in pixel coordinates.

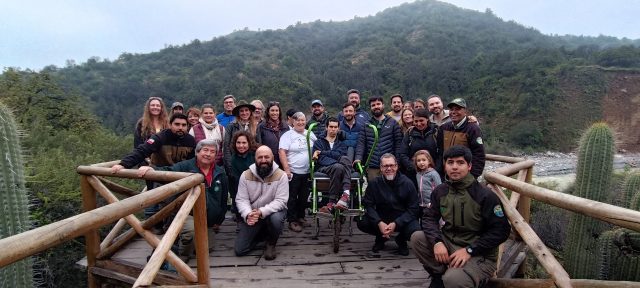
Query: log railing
[
  {"left": 484, "top": 154, "right": 640, "bottom": 288},
  {"left": 0, "top": 162, "right": 211, "bottom": 287}
]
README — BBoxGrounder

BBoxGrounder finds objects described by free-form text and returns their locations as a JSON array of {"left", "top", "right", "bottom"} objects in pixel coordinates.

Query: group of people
[{"left": 110, "top": 89, "right": 510, "bottom": 288}]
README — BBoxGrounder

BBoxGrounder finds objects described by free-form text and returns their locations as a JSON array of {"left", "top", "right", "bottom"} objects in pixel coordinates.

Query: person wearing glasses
[
  {"left": 258, "top": 101, "right": 289, "bottom": 167},
  {"left": 357, "top": 153, "right": 419, "bottom": 256},
  {"left": 251, "top": 99, "right": 265, "bottom": 124},
  {"left": 217, "top": 95, "right": 236, "bottom": 128}
]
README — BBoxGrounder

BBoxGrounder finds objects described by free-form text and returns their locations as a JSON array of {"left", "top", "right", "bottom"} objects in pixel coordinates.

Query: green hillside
[{"left": 25, "top": 0, "right": 640, "bottom": 151}]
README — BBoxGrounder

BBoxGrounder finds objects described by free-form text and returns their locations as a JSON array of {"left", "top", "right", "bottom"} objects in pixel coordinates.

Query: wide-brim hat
[{"left": 232, "top": 100, "right": 256, "bottom": 116}]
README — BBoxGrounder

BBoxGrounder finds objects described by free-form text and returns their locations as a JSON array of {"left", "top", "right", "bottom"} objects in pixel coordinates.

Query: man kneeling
[
  {"left": 410, "top": 146, "right": 510, "bottom": 288},
  {"left": 234, "top": 146, "right": 289, "bottom": 260}
]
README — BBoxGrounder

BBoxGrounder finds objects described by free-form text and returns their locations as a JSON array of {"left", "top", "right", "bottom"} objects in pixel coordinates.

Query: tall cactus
[
  {"left": 564, "top": 122, "right": 614, "bottom": 279},
  {"left": 621, "top": 173, "right": 640, "bottom": 209},
  {"left": 0, "top": 102, "right": 33, "bottom": 287}
]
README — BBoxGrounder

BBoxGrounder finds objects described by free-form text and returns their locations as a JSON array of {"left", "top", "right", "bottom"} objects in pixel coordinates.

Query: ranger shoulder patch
[{"left": 493, "top": 205, "right": 504, "bottom": 217}]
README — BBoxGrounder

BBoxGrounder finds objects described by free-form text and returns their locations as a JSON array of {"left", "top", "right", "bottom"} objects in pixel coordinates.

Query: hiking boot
[
  {"left": 395, "top": 238, "right": 410, "bottom": 256},
  {"left": 264, "top": 243, "right": 276, "bottom": 260},
  {"left": 289, "top": 221, "right": 303, "bottom": 232},
  {"left": 372, "top": 238, "right": 386, "bottom": 252},
  {"left": 335, "top": 193, "right": 350, "bottom": 210}
]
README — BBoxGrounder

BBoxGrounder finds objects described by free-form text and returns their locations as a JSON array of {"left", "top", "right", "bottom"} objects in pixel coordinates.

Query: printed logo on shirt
[
  {"left": 146, "top": 138, "right": 155, "bottom": 145},
  {"left": 493, "top": 205, "right": 504, "bottom": 217},
  {"left": 476, "top": 137, "right": 483, "bottom": 145}
]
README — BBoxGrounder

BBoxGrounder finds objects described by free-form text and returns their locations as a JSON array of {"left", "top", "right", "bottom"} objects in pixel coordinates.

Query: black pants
[
  {"left": 287, "top": 173, "right": 310, "bottom": 222},
  {"left": 357, "top": 215, "right": 420, "bottom": 244},
  {"left": 316, "top": 156, "right": 352, "bottom": 201}
]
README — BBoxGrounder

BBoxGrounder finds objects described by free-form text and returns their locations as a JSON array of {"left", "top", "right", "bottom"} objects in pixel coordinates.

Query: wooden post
[
  {"left": 100, "top": 218, "right": 127, "bottom": 250},
  {"left": 87, "top": 176, "right": 197, "bottom": 283},
  {"left": 81, "top": 176, "right": 100, "bottom": 288},
  {"left": 192, "top": 183, "right": 210, "bottom": 285},
  {"left": 134, "top": 187, "right": 201, "bottom": 287},
  {"left": 515, "top": 167, "right": 534, "bottom": 277},
  {"left": 0, "top": 173, "right": 203, "bottom": 268},
  {"left": 488, "top": 184, "right": 572, "bottom": 288}
]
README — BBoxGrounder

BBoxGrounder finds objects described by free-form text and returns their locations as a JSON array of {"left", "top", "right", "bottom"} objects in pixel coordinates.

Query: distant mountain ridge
[{"left": 41, "top": 0, "right": 640, "bottom": 151}]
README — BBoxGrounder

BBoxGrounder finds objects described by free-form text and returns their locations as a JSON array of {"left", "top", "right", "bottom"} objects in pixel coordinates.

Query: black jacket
[
  {"left": 399, "top": 124, "right": 441, "bottom": 175},
  {"left": 362, "top": 173, "right": 419, "bottom": 229},
  {"left": 422, "top": 174, "right": 510, "bottom": 261},
  {"left": 355, "top": 115, "right": 402, "bottom": 169},
  {"left": 120, "top": 129, "right": 196, "bottom": 168},
  {"left": 258, "top": 121, "right": 289, "bottom": 166}
]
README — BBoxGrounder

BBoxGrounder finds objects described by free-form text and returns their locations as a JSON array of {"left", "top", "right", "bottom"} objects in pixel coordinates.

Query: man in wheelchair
[{"left": 312, "top": 117, "right": 353, "bottom": 214}]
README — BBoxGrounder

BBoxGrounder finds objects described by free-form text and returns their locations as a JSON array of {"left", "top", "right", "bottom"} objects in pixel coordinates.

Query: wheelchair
[{"left": 306, "top": 122, "right": 378, "bottom": 253}]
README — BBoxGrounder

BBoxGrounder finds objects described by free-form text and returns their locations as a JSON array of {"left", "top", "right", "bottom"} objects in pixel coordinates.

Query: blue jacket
[
  {"left": 339, "top": 119, "right": 364, "bottom": 149},
  {"left": 338, "top": 107, "right": 370, "bottom": 127},
  {"left": 216, "top": 112, "right": 235, "bottom": 128},
  {"left": 355, "top": 115, "right": 402, "bottom": 169},
  {"left": 312, "top": 137, "right": 348, "bottom": 168}
]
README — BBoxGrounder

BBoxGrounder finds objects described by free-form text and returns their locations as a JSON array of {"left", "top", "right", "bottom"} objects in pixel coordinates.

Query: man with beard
[
  {"left": 111, "top": 114, "right": 196, "bottom": 172},
  {"left": 111, "top": 114, "right": 196, "bottom": 233},
  {"left": 355, "top": 96, "right": 403, "bottom": 181},
  {"left": 437, "top": 98, "right": 485, "bottom": 178},
  {"left": 235, "top": 146, "right": 289, "bottom": 260},
  {"left": 338, "top": 89, "right": 370, "bottom": 125},
  {"left": 357, "top": 154, "right": 419, "bottom": 256},
  {"left": 306, "top": 99, "right": 330, "bottom": 137},
  {"left": 136, "top": 139, "right": 228, "bottom": 259},
  {"left": 386, "top": 94, "right": 404, "bottom": 122},
  {"left": 410, "top": 146, "right": 510, "bottom": 288},
  {"left": 339, "top": 102, "right": 364, "bottom": 150},
  {"left": 428, "top": 94, "right": 478, "bottom": 127}
]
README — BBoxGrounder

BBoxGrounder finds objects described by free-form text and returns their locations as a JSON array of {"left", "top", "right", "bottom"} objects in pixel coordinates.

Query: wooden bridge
[{"left": 1, "top": 155, "right": 640, "bottom": 287}]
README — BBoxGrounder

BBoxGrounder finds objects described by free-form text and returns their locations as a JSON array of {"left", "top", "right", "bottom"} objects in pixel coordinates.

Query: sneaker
[
  {"left": 264, "top": 243, "right": 276, "bottom": 260},
  {"left": 318, "top": 202, "right": 335, "bottom": 215},
  {"left": 289, "top": 221, "right": 303, "bottom": 232},
  {"left": 335, "top": 193, "right": 350, "bottom": 210}
]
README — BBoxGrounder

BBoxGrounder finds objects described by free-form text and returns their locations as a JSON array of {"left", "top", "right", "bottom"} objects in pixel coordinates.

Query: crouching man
[
  {"left": 235, "top": 145, "right": 289, "bottom": 260},
  {"left": 410, "top": 145, "right": 511, "bottom": 288},
  {"left": 137, "top": 139, "right": 227, "bottom": 259}
]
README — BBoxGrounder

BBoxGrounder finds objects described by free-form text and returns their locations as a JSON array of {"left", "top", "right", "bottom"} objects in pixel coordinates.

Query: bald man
[{"left": 234, "top": 146, "right": 289, "bottom": 260}]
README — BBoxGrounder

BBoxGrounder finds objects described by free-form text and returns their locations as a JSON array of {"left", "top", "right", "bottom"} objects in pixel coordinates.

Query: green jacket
[
  {"left": 157, "top": 158, "right": 228, "bottom": 226},
  {"left": 422, "top": 174, "right": 510, "bottom": 260}
]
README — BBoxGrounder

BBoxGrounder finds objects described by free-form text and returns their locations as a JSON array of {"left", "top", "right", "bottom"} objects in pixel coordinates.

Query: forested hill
[{"left": 41, "top": 0, "right": 640, "bottom": 151}]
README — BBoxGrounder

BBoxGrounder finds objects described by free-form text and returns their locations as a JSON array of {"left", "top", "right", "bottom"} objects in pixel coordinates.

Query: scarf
[
  {"left": 200, "top": 118, "right": 219, "bottom": 130},
  {"left": 266, "top": 118, "right": 281, "bottom": 131},
  {"left": 447, "top": 173, "right": 475, "bottom": 194}
]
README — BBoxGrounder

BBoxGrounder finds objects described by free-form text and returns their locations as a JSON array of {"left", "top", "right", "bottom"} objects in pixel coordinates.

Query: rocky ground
[{"left": 486, "top": 151, "right": 640, "bottom": 177}]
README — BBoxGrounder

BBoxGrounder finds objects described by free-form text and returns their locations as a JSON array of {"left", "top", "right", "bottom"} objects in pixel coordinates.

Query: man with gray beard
[
  {"left": 357, "top": 153, "right": 420, "bottom": 256},
  {"left": 234, "top": 146, "right": 289, "bottom": 260}
]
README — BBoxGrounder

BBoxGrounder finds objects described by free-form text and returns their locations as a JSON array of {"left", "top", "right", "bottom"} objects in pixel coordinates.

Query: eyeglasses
[
  {"left": 381, "top": 164, "right": 397, "bottom": 170},
  {"left": 148, "top": 96, "right": 163, "bottom": 101},
  {"left": 268, "top": 101, "right": 280, "bottom": 106}
]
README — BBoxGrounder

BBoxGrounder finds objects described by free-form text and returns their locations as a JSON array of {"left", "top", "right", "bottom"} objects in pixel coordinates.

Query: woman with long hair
[
  {"left": 399, "top": 108, "right": 414, "bottom": 135},
  {"left": 228, "top": 130, "right": 258, "bottom": 219},
  {"left": 134, "top": 96, "right": 169, "bottom": 148},
  {"left": 223, "top": 100, "right": 261, "bottom": 174},
  {"left": 257, "top": 101, "right": 289, "bottom": 167}
]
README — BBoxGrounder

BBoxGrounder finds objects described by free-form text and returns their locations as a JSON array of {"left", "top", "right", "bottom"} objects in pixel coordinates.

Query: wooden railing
[
  {"left": 484, "top": 154, "right": 640, "bottom": 288},
  {"left": 0, "top": 160, "right": 211, "bottom": 287},
  {"left": 2, "top": 155, "right": 640, "bottom": 287}
]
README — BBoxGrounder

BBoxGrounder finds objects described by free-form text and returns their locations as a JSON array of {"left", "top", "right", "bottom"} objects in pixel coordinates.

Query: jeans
[{"left": 235, "top": 210, "right": 286, "bottom": 256}]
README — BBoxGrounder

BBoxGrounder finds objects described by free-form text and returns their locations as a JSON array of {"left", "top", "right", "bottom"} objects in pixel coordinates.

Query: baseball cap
[
  {"left": 311, "top": 99, "right": 324, "bottom": 106},
  {"left": 447, "top": 98, "right": 467, "bottom": 108},
  {"left": 171, "top": 102, "right": 184, "bottom": 109}
]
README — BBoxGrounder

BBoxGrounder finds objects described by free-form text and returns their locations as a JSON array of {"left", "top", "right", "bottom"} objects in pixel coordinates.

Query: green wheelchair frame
[{"left": 306, "top": 122, "right": 378, "bottom": 253}]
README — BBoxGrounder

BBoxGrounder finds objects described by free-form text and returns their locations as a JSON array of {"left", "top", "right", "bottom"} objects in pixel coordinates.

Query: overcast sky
[{"left": 1, "top": 0, "right": 638, "bottom": 71}]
